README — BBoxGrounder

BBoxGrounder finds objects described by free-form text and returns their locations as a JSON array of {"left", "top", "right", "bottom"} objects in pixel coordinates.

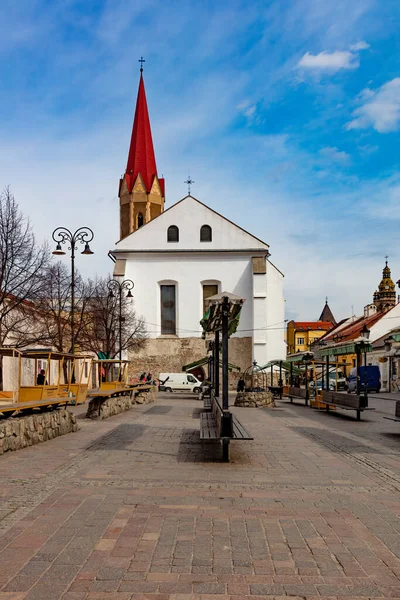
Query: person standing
[{"left": 237, "top": 377, "right": 245, "bottom": 392}]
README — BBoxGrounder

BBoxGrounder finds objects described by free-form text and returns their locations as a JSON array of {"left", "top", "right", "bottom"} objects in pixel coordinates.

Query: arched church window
[
  {"left": 200, "top": 225, "right": 212, "bottom": 242},
  {"left": 138, "top": 213, "right": 144, "bottom": 228},
  {"left": 167, "top": 225, "right": 179, "bottom": 243}
]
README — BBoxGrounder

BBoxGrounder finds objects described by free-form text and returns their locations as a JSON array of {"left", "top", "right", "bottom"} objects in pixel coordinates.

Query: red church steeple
[
  {"left": 119, "top": 61, "right": 165, "bottom": 239},
  {"left": 125, "top": 73, "right": 161, "bottom": 194}
]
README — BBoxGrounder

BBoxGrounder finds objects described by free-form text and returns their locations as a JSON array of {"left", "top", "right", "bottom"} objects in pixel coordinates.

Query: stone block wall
[
  {"left": 0, "top": 409, "right": 78, "bottom": 455},
  {"left": 129, "top": 336, "right": 252, "bottom": 389},
  {"left": 86, "top": 389, "right": 156, "bottom": 420},
  {"left": 234, "top": 391, "right": 274, "bottom": 408}
]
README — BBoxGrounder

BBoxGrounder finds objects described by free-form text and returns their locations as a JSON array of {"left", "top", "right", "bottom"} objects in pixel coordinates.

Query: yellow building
[
  {"left": 318, "top": 260, "right": 398, "bottom": 376},
  {"left": 287, "top": 320, "right": 334, "bottom": 354}
]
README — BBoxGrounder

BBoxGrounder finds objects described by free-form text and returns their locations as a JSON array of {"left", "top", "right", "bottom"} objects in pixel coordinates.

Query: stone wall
[
  {"left": 234, "top": 391, "right": 275, "bottom": 408},
  {"left": 0, "top": 409, "right": 78, "bottom": 455},
  {"left": 129, "top": 336, "right": 252, "bottom": 389},
  {"left": 86, "top": 389, "right": 156, "bottom": 420}
]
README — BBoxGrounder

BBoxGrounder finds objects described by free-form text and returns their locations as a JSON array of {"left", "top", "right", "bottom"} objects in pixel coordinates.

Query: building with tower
[
  {"left": 119, "top": 67, "right": 165, "bottom": 239},
  {"left": 319, "top": 298, "right": 336, "bottom": 325},
  {"left": 110, "top": 67, "right": 286, "bottom": 380},
  {"left": 373, "top": 259, "right": 396, "bottom": 313}
]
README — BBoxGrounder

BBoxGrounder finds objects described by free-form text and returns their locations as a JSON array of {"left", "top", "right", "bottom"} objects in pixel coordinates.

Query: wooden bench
[
  {"left": 0, "top": 397, "right": 69, "bottom": 417},
  {"left": 321, "top": 390, "right": 374, "bottom": 421},
  {"left": 286, "top": 386, "right": 309, "bottom": 406},
  {"left": 268, "top": 385, "right": 283, "bottom": 398},
  {"left": 203, "top": 395, "right": 212, "bottom": 411},
  {"left": 199, "top": 384, "right": 212, "bottom": 403},
  {"left": 383, "top": 399, "right": 400, "bottom": 423},
  {"left": 200, "top": 395, "right": 252, "bottom": 461}
]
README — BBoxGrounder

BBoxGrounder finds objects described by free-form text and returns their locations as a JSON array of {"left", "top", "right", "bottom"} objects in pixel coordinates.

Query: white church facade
[{"left": 109, "top": 68, "right": 285, "bottom": 379}]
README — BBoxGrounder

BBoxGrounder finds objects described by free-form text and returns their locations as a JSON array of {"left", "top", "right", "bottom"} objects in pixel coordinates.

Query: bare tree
[
  {"left": 32, "top": 261, "right": 96, "bottom": 354},
  {"left": 0, "top": 187, "right": 50, "bottom": 349},
  {"left": 81, "top": 277, "right": 147, "bottom": 359}
]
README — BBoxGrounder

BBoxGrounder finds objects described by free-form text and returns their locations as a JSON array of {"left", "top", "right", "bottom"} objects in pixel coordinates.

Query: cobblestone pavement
[{"left": 0, "top": 392, "right": 400, "bottom": 600}]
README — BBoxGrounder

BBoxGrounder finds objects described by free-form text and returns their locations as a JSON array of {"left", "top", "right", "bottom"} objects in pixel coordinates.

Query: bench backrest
[
  {"left": 289, "top": 386, "right": 308, "bottom": 399},
  {"left": 211, "top": 395, "right": 233, "bottom": 438},
  {"left": 322, "top": 390, "right": 368, "bottom": 409}
]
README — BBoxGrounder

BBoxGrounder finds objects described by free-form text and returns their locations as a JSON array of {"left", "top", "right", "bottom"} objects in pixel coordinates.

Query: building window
[
  {"left": 167, "top": 225, "right": 179, "bottom": 242},
  {"left": 203, "top": 284, "right": 218, "bottom": 316},
  {"left": 138, "top": 213, "right": 144, "bottom": 228},
  {"left": 200, "top": 225, "right": 212, "bottom": 242},
  {"left": 161, "top": 285, "right": 176, "bottom": 334},
  {"left": 297, "top": 337, "right": 305, "bottom": 345}
]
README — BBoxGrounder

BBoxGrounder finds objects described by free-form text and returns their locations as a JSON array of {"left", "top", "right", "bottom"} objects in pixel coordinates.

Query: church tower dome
[
  {"left": 119, "top": 60, "right": 165, "bottom": 239},
  {"left": 373, "top": 258, "right": 396, "bottom": 312}
]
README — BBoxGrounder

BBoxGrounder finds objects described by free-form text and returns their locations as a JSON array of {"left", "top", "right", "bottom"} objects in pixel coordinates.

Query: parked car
[
  {"left": 310, "top": 370, "right": 347, "bottom": 392},
  {"left": 347, "top": 366, "right": 381, "bottom": 393},
  {"left": 159, "top": 373, "right": 202, "bottom": 393}
]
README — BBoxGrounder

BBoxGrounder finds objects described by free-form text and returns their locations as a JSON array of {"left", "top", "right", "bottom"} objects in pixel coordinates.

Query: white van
[{"left": 159, "top": 373, "right": 202, "bottom": 393}]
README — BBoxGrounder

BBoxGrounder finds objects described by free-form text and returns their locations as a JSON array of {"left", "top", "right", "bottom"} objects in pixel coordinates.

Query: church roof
[
  {"left": 321, "top": 311, "right": 384, "bottom": 343},
  {"left": 124, "top": 73, "right": 163, "bottom": 194},
  {"left": 318, "top": 299, "right": 337, "bottom": 325}
]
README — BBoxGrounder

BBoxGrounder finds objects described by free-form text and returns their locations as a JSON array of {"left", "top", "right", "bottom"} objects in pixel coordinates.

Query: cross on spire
[
  {"left": 138, "top": 56, "right": 145, "bottom": 72},
  {"left": 385, "top": 255, "right": 389, "bottom": 265},
  {"left": 185, "top": 175, "right": 195, "bottom": 196}
]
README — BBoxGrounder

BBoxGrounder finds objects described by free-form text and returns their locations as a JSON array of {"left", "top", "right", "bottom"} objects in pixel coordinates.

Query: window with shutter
[
  {"left": 167, "top": 225, "right": 179, "bottom": 242},
  {"left": 161, "top": 285, "right": 176, "bottom": 334},
  {"left": 202, "top": 284, "right": 218, "bottom": 316},
  {"left": 200, "top": 225, "right": 212, "bottom": 242}
]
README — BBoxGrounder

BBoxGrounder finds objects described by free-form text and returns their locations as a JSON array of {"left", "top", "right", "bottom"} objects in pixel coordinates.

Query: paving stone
[{"left": 1, "top": 393, "right": 400, "bottom": 600}]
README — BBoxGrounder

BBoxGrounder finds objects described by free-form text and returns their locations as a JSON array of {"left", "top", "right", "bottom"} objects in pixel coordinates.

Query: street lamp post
[
  {"left": 360, "top": 324, "right": 370, "bottom": 403},
  {"left": 52, "top": 227, "right": 94, "bottom": 355},
  {"left": 107, "top": 279, "right": 134, "bottom": 360},
  {"left": 356, "top": 323, "right": 370, "bottom": 398}
]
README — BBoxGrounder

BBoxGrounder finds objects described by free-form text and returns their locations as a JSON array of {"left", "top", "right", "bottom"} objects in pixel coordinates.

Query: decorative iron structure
[
  {"left": 52, "top": 226, "right": 94, "bottom": 354},
  {"left": 243, "top": 361, "right": 268, "bottom": 392}
]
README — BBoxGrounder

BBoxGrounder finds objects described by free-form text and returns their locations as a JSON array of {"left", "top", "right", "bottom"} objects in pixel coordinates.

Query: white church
[{"left": 109, "top": 68, "right": 286, "bottom": 380}]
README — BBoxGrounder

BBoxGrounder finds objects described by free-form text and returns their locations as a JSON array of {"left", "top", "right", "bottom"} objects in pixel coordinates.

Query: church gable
[{"left": 114, "top": 196, "right": 269, "bottom": 252}]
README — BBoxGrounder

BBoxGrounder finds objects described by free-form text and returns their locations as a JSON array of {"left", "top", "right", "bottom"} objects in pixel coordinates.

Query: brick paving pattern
[{"left": 0, "top": 393, "right": 399, "bottom": 599}]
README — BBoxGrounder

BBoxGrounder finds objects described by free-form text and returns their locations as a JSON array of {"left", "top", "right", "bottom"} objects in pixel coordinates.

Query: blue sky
[{"left": 1, "top": 0, "right": 399, "bottom": 322}]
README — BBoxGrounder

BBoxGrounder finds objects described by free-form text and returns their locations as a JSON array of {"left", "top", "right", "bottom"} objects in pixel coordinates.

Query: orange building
[{"left": 287, "top": 320, "right": 333, "bottom": 354}]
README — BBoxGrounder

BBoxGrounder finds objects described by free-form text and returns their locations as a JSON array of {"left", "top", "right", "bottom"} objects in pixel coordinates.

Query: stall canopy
[
  {"left": 387, "top": 333, "right": 400, "bottom": 344},
  {"left": 317, "top": 342, "right": 372, "bottom": 357},
  {"left": 257, "top": 359, "right": 302, "bottom": 374},
  {"left": 286, "top": 352, "right": 314, "bottom": 363},
  {"left": 200, "top": 292, "right": 245, "bottom": 336},
  {"left": 182, "top": 356, "right": 240, "bottom": 372}
]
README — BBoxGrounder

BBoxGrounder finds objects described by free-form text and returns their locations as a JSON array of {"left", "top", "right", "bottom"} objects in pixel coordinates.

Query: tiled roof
[
  {"left": 292, "top": 321, "right": 333, "bottom": 331},
  {"left": 323, "top": 311, "right": 383, "bottom": 343}
]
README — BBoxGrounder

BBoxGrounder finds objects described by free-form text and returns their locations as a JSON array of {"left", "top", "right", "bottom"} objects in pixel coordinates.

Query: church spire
[
  {"left": 125, "top": 72, "right": 157, "bottom": 194},
  {"left": 119, "top": 62, "right": 165, "bottom": 240},
  {"left": 318, "top": 297, "right": 336, "bottom": 325},
  {"left": 373, "top": 257, "right": 396, "bottom": 312}
]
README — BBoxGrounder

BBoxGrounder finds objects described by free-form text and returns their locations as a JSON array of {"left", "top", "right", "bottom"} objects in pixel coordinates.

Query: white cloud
[
  {"left": 363, "top": 183, "right": 400, "bottom": 220},
  {"left": 297, "top": 50, "right": 358, "bottom": 71},
  {"left": 319, "top": 146, "right": 351, "bottom": 165},
  {"left": 347, "top": 78, "right": 400, "bottom": 133},
  {"left": 237, "top": 100, "right": 256, "bottom": 119},
  {"left": 350, "top": 41, "right": 370, "bottom": 51},
  {"left": 244, "top": 105, "right": 256, "bottom": 117},
  {"left": 237, "top": 100, "right": 250, "bottom": 110}
]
